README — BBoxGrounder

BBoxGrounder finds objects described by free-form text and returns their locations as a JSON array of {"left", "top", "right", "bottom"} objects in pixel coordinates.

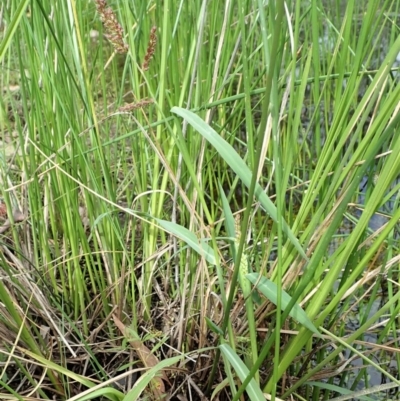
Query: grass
[{"left": 1, "top": 0, "right": 400, "bottom": 400}]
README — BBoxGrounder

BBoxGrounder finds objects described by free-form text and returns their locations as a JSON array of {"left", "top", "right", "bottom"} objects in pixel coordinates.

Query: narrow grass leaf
[
  {"left": 246, "top": 273, "right": 321, "bottom": 337},
  {"left": 155, "top": 218, "right": 216, "bottom": 265},
  {"left": 122, "top": 355, "right": 184, "bottom": 401},
  {"left": 306, "top": 381, "right": 375, "bottom": 401},
  {"left": 205, "top": 317, "right": 224, "bottom": 335},
  {"left": 74, "top": 388, "right": 123, "bottom": 401},
  {"left": 220, "top": 344, "right": 266, "bottom": 401},
  {"left": 0, "top": 379, "right": 23, "bottom": 401},
  {"left": 0, "top": 0, "right": 30, "bottom": 62},
  {"left": 18, "top": 348, "right": 98, "bottom": 390},
  {"left": 218, "top": 182, "right": 236, "bottom": 257},
  {"left": 171, "top": 107, "right": 307, "bottom": 260},
  {"left": 211, "top": 377, "right": 230, "bottom": 401}
]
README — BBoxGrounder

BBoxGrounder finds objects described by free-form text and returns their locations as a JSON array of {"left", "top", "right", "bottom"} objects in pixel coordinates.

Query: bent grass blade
[{"left": 171, "top": 107, "right": 307, "bottom": 260}]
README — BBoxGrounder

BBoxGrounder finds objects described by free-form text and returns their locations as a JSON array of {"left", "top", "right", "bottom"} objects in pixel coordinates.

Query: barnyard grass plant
[{"left": 0, "top": 0, "right": 400, "bottom": 400}]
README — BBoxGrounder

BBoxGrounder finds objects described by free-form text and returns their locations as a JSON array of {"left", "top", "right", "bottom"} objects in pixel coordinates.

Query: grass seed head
[
  {"left": 95, "top": 0, "right": 128, "bottom": 54},
  {"left": 142, "top": 26, "right": 157, "bottom": 71}
]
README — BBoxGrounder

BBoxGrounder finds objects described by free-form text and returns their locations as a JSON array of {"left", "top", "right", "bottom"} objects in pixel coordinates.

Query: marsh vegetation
[{"left": 0, "top": 0, "right": 400, "bottom": 400}]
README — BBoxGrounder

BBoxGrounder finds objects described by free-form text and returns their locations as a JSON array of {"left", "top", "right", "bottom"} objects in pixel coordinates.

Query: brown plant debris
[
  {"left": 113, "top": 314, "right": 170, "bottom": 399},
  {"left": 0, "top": 206, "right": 26, "bottom": 234}
]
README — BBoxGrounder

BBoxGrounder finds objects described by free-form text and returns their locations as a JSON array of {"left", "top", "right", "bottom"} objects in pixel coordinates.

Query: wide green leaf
[{"left": 246, "top": 273, "right": 321, "bottom": 337}]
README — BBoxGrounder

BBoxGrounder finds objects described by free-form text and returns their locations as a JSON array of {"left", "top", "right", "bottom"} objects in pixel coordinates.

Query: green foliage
[{"left": 0, "top": 0, "right": 400, "bottom": 400}]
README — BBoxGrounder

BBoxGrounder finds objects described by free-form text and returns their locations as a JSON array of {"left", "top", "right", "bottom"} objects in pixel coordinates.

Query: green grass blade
[
  {"left": 306, "top": 381, "right": 375, "bottom": 401},
  {"left": 74, "top": 388, "right": 123, "bottom": 401},
  {"left": 220, "top": 344, "right": 265, "bottom": 401},
  {"left": 205, "top": 317, "right": 224, "bottom": 335},
  {"left": 155, "top": 218, "right": 216, "bottom": 265},
  {"left": 246, "top": 273, "right": 321, "bottom": 337},
  {"left": 171, "top": 107, "right": 307, "bottom": 260},
  {"left": 218, "top": 182, "right": 236, "bottom": 258},
  {"left": 0, "top": 0, "right": 30, "bottom": 62},
  {"left": 122, "top": 355, "right": 185, "bottom": 401}
]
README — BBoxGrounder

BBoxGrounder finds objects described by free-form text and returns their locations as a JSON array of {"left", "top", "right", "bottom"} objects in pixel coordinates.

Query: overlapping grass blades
[{"left": 1, "top": 0, "right": 400, "bottom": 399}]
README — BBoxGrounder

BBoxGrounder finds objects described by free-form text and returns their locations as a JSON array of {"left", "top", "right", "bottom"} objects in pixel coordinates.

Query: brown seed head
[
  {"left": 142, "top": 26, "right": 157, "bottom": 71},
  {"left": 95, "top": 0, "right": 128, "bottom": 54}
]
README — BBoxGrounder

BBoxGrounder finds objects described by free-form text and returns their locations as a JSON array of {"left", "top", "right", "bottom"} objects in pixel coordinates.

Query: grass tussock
[{"left": 1, "top": 0, "right": 400, "bottom": 400}]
